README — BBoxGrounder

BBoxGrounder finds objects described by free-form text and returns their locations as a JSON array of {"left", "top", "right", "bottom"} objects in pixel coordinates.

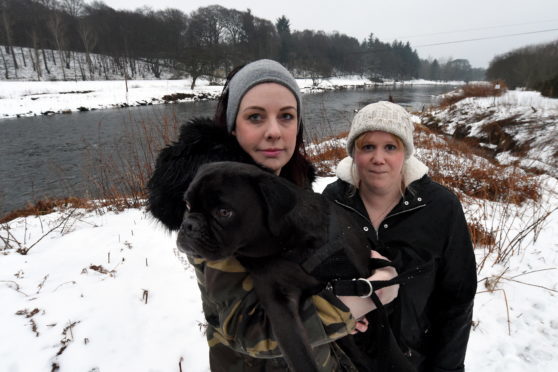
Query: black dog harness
[
  {"left": 302, "top": 212, "right": 434, "bottom": 297},
  {"left": 329, "top": 257, "right": 434, "bottom": 298}
]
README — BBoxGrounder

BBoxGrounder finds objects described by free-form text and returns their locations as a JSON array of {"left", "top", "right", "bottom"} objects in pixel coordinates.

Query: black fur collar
[{"left": 147, "top": 117, "right": 253, "bottom": 230}]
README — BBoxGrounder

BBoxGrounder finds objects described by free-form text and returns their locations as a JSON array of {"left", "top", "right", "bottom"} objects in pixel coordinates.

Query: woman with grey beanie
[
  {"left": 148, "top": 59, "right": 396, "bottom": 371},
  {"left": 323, "top": 101, "right": 477, "bottom": 372}
]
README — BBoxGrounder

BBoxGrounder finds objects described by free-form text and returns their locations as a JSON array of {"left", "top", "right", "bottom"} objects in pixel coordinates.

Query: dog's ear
[{"left": 256, "top": 176, "right": 297, "bottom": 237}]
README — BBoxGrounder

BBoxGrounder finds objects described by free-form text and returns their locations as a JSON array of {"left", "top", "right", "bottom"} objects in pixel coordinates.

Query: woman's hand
[
  {"left": 351, "top": 317, "right": 369, "bottom": 334},
  {"left": 338, "top": 250, "right": 400, "bottom": 331},
  {"left": 369, "top": 250, "right": 400, "bottom": 306}
]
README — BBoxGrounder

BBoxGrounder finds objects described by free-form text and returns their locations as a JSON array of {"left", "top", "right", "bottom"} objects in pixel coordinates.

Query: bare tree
[
  {"left": 61, "top": 0, "right": 83, "bottom": 17},
  {"left": 1, "top": 1, "right": 18, "bottom": 75},
  {"left": 29, "top": 29, "right": 43, "bottom": 79},
  {"left": 180, "top": 6, "right": 227, "bottom": 88},
  {"left": 49, "top": 14, "right": 67, "bottom": 78},
  {"left": 78, "top": 19, "right": 97, "bottom": 78},
  {"left": 35, "top": 0, "right": 71, "bottom": 76},
  {"left": 0, "top": 46, "right": 8, "bottom": 78}
]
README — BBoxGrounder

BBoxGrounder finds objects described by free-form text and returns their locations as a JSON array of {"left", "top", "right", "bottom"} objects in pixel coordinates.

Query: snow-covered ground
[
  {"left": 0, "top": 76, "right": 464, "bottom": 119},
  {"left": 1, "top": 172, "right": 557, "bottom": 372}
]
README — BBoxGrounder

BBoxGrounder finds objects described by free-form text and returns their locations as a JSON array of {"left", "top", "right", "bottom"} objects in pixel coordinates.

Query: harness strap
[
  {"left": 330, "top": 257, "right": 435, "bottom": 297},
  {"left": 301, "top": 212, "right": 345, "bottom": 273}
]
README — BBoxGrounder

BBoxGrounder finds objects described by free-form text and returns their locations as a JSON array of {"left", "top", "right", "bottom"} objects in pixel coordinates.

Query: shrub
[
  {"left": 0, "top": 197, "right": 93, "bottom": 223},
  {"left": 439, "top": 80, "right": 507, "bottom": 107}
]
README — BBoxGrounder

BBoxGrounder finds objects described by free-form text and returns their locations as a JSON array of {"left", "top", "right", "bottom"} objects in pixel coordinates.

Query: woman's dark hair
[{"left": 214, "top": 64, "right": 313, "bottom": 189}]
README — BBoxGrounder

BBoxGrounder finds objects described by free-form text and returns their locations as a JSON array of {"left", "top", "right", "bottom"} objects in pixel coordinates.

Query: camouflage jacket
[{"left": 187, "top": 254, "right": 360, "bottom": 371}]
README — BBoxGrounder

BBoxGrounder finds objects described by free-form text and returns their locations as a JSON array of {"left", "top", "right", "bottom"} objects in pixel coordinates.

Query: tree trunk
[
  {"left": 86, "top": 51, "right": 93, "bottom": 79},
  {"left": 150, "top": 60, "right": 161, "bottom": 78},
  {"left": 42, "top": 49, "right": 50, "bottom": 74},
  {"left": 31, "top": 33, "right": 43, "bottom": 80},
  {"left": 58, "top": 49, "right": 66, "bottom": 80},
  {"left": 191, "top": 75, "right": 198, "bottom": 90},
  {"left": 34, "top": 47, "right": 42, "bottom": 80},
  {"left": 2, "top": 10, "right": 18, "bottom": 70},
  {"left": 65, "top": 50, "right": 71, "bottom": 69},
  {"left": 77, "top": 54, "right": 86, "bottom": 80},
  {"left": 102, "top": 55, "right": 109, "bottom": 80},
  {"left": 19, "top": 47, "right": 26, "bottom": 67},
  {"left": 0, "top": 47, "right": 9, "bottom": 79},
  {"left": 10, "top": 46, "right": 18, "bottom": 75},
  {"left": 128, "top": 57, "right": 135, "bottom": 78},
  {"left": 29, "top": 48, "right": 42, "bottom": 80}
]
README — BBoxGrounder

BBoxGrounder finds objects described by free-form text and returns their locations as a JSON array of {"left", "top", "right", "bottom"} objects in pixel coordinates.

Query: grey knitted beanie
[
  {"left": 226, "top": 59, "right": 301, "bottom": 133},
  {"left": 346, "top": 101, "right": 415, "bottom": 159}
]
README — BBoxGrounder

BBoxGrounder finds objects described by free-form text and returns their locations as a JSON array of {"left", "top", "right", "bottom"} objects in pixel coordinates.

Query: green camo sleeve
[{"left": 188, "top": 255, "right": 356, "bottom": 357}]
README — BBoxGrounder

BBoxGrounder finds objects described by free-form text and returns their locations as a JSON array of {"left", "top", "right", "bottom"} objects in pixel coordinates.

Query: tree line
[
  {"left": 0, "top": 0, "right": 484, "bottom": 84},
  {"left": 486, "top": 40, "right": 558, "bottom": 97}
]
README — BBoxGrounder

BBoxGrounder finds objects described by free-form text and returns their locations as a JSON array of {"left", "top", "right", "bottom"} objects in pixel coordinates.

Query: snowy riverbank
[
  {"left": 1, "top": 175, "right": 557, "bottom": 371},
  {"left": 2, "top": 82, "right": 558, "bottom": 371},
  {"left": 0, "top": 77, "right": 463, "bottom": 119}
]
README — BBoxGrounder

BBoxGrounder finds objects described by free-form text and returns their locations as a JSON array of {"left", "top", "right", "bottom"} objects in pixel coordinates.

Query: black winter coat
[{"left": 322, "top": 175, "right": 477, "bottom": 372}]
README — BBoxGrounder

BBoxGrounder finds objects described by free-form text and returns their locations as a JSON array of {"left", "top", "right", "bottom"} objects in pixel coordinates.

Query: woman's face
[
  {"left": 233, "top": 83, "right": 298, "bottom": 175},
  {"left": 354, "top": 131, "right": 405, "bottom": 195}
]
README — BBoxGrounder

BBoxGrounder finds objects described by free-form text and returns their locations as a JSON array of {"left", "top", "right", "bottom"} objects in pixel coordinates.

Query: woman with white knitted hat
[{"left": 323, "top": 101, "right": 477, "bottom": 372}]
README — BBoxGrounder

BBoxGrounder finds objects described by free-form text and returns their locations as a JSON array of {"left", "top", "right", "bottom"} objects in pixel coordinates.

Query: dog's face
[{"left": 176, "top": 162, "right": 297, "bottom": 261}]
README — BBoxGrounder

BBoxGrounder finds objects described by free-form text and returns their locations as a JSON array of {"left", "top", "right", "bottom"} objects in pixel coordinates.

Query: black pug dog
[{"left": 177, "top": 161, "right": 416, "bottom": 372}]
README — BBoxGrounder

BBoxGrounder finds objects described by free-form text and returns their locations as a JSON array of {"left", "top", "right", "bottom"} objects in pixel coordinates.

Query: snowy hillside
[
  {"left": 0, "top": 45, "right": 178, "bottom": 82},
  {"left": 423, "top": 90, "right": 558, "bottom": 177}
]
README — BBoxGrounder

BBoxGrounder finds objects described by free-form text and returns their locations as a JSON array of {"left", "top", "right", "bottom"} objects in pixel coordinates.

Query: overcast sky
[{"left": 100, "top": 0, "right": 558, "bottom": 68}]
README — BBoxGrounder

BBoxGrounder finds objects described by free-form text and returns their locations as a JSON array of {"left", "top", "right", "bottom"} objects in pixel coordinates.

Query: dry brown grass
[
  {"left": 434, "top": 167, "right": 540, "bottom": 205},
  {"left": 413, "top": 123, "right": 552, "bottom": 270},
  {"left": 414, "top": 125, "right": 541, "bottom": 205},
  {"left": 307, "top": 131, "right": 349, "bottom": 176},
  {"left": 0, "top": 197, "right": 93, "bottom": 224},
  {"left": 439, "top": 80, "right": 508, "bottom": 108},
  {"left": 82, "top": 110, "right": 181, "bottom": 210},
  {"left": 468, "top": 219, "right": 497, "bottom": 247}
]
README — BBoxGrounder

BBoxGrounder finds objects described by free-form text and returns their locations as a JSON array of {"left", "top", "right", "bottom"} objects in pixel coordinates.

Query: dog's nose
[{"left": 183, "top": 218, "right": 199, "bottom": 234}]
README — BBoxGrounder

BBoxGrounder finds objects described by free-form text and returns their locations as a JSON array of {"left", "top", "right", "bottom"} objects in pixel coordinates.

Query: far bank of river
[{"left": 0, "top": 84, "right": 457, "bottom": 215}]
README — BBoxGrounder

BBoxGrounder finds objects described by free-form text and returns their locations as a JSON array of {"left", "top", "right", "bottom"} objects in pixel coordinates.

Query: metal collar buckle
[{"left": 355, "top": 278, "right": 373, "bottom": 298}]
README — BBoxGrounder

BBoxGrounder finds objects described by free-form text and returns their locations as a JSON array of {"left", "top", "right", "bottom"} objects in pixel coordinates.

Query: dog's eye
[{"left": 217, "top": 208, "right": 233, "bottom": 218}]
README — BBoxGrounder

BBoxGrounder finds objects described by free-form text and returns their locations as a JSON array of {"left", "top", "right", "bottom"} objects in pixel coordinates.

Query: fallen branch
[
  {"left": 501, "top": 277, "right": 558, "bottom": 293},
  {"left": 0, "top": 280, "right": 29, "bottom": 296},
  {"left": 17, "top": 209, "right": 77, "bottom": 255},
  {"left": 476, "top": 288, "right": 511, "bottom": 336}
]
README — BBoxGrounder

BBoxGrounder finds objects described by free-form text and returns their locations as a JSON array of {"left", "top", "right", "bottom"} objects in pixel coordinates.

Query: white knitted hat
[{"left": 346, "top": 101, "right": 414, "bottom": 159}]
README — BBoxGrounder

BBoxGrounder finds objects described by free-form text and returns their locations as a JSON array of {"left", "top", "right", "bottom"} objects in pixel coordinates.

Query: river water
[{"left": 0, "top": 84, "right": 456, "bottom": 215}]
